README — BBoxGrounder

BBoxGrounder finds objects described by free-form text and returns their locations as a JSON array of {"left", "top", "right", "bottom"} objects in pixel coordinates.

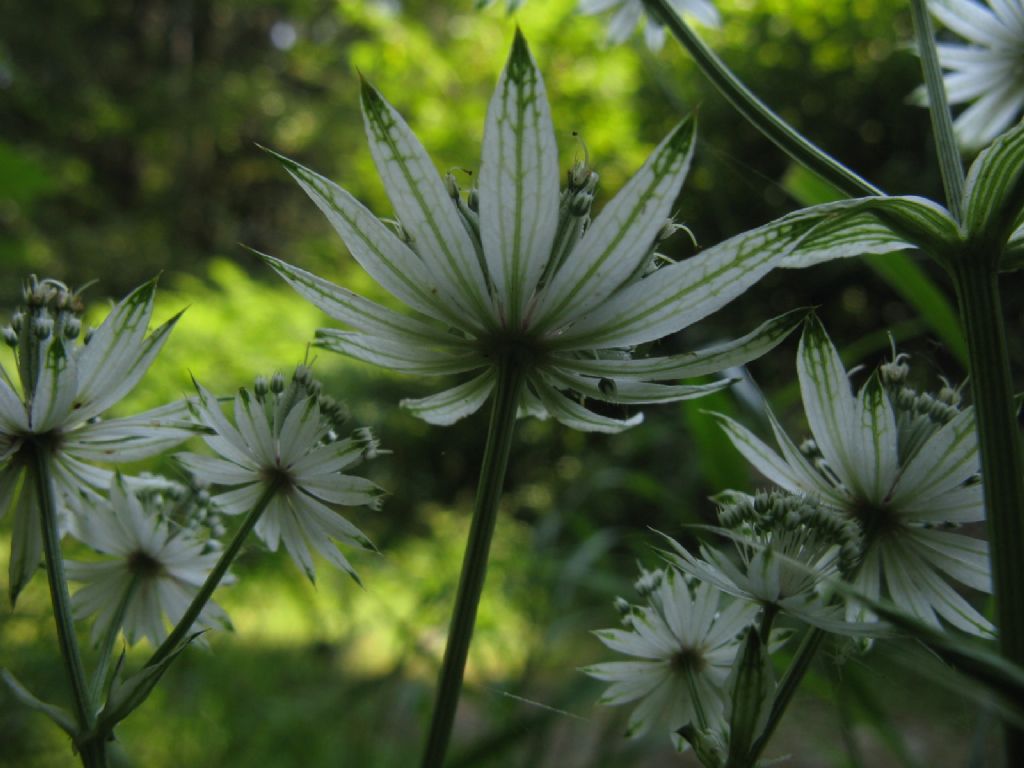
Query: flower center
[
  {"left": 849, "top": 498, "right": 899, "bottom": 544},
  {"left": 670, "top": 645, "right": 707, "bottom": 674},
  {"left": 260, "top": 465, "right": 293, "bottom": 492},
  {"left": 127, "top": 550, "right": 164, "bottom": 580}
]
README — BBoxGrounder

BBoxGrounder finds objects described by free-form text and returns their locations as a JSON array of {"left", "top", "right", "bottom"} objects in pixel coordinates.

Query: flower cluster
[
  {"left": 178, "top": 367, "right": 384, "bottom": 583},
  {"left": 264, "top": 31, "right": 817, "bottom": 434},
  {"left": 0, "top": 277, "right": 194, "bottom": 604}
]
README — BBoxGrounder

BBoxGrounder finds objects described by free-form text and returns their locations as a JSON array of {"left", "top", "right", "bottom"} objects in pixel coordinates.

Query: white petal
[
  {"left": 890, "top": 407, "right": 979, "bottom": 507},
  {"left": 360, "top": 79, "right": 494, "bottom": 328},
  {"left": 399, "top": 370, "right": 497, "bottom": 426},
  {"left": 479, "top": 31, "right": 561, "bottom": 326},
  {"left": 315, "top": 330, "right": 484, "bottom": 376},
  {"left": 531, "top": 377, "right": 643, "bottom": 433},
  {"left": 535, "top": 116, "right": 696, "bottom": 332},
  {"left": 29, "top": 338, "right": 78, "bottom": 432}
]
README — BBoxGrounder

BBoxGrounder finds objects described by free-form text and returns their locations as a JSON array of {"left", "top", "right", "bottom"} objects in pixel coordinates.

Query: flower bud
[
  {"left": 445, "top": 172, "right": 460, "bottom": 200},
  {"left": 569, "top": 189, "right": 593, "bottom": 217},
  {"left": 2, "top": 327, "right": 16, "bottom": 347},
  {"left": 32, "top": 316, "right": 53, "bottom": 339},
  {"left": 63, "top": 317, "right": 81, "bottom": 340},
  {"left": 254, "top": 375, "right": 269, "bottom": 398},
  {"left": 11, "top": 311, "right": 23, "bottom": 332},
  {"left": 467, "top": 187, "right": 479, "bottom": 212},
  {"left": 270, "top": 371, "right": 286, "bottom": 394}
]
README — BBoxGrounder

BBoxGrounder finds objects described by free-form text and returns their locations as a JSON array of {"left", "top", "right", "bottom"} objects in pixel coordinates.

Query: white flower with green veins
[
  {"left": 924, "top": 0, "right": 1024, "bottom": 148},
  {"left": 0, "top": 277, "right": 196, "bottom": 605},
  {"left": 262, "top": 31, "right": 830, "bottom": 434},
  {"left": 714, "top": 316, "right": 993, "bottom": 636},
  {"left": 66, "top": 476, "right": 231, "bottom": 647},
  {"left": 177, "top": 367, "right": 384, "bottom": 583},
  {"left": 579, "top": 0, "right": 720, "bottom": 51},
  {"left": 584, "top": 569, "right": 757, "bottom": 744}
]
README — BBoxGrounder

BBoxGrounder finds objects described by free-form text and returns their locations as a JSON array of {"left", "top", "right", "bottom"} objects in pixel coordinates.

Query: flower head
[
  {"left": 584, "top": 569, "right": 757, "bottom": 743},
  {"left": 66, "top": 476, "right": 230, "bottom": 646},
  {"left": 714, "top": 316, "right": 992, "bottom": 636},
  {"left": 264, "top": 31, "right": 810, "bottom": 434},
  {"left": 580, "top": 0, "right": 721, "bottom": 51},
  {"left": 0, "top": 277, "right": 195, "bottom": 604},
  {"left": 664, "top": 490, "right": 863, "bottom": 629},
  {"left": 923, "top": 0, "right": 1024, "bottom": 148},
  {"left": 177, "top": 367, "right": 383, "bottom": 583}
]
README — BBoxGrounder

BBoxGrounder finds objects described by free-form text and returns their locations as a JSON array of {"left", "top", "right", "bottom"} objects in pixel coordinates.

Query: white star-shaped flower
[
  {"left": 177, "top": 368, "right": 383, "bottom": 583},
  {"left": 714, "top": 316, "right": 993, "bottom": 636},
  {"left": 584, "top": 570, "right": 757, "bottom": 742},
  {"left": 580, "top": 0, "right": 721, "bottom": 51},
  {"left": 262, "top": 31, "right": 828, "bottom": 434},
  {"left": 66, "top": 476, "right": 230, "bottom": 647},
  {"left": 0, "top": 277, "right": 195, "bottom": 604},
  {"left": 925, "top": 0, "right": 1024, "bottom": 148}
]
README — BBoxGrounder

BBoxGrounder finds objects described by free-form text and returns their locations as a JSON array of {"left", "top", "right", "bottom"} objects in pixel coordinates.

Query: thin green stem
[
  {"left": 31, "top": 445, "right": 106, "bottom": 768},
  {"left": 950, "top": 260, "right": 1024, "bottom": 763},
  {"left": 643, "top": 0, "right": 881, "bottom": 199},
  {"left": 145, "top": 482, "right": 278, "bottom": 669},
  {"left": 748, "top": 627, "right": 825, "bottom": 763},
  {"left": 909, "top": 0, "right": 965, "bottom": 221},
  {"left": 88, "top": 578, "right": 138, "bottom": 706},
  {"left": 421, "top": 356, "right": 526, "bottom": 768}
]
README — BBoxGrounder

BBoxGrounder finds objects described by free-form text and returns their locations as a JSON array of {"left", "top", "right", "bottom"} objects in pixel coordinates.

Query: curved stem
[
  {"left": 747, "top": 627, "right": 825, "bottom": 763},
  {"left": 950, "top": 260, "right": 1024, "bottom": 763},
  {"left": 88, "top": 577, "right": 138, "bottom": 706},
  {"left": 31, "top": 448, "right": 101, "bottom": 763},
  {"left": 642, "top": 0, "right": 881, "bottom": 199},
  {"left": 145, "top": 483, "right": 278, "bottom": 669},
  {"left": 909, "top": 0, "right": 965, "bottom": 221},
  {"left": 421, "top": 356, "right": 526, "bottom": 768}
]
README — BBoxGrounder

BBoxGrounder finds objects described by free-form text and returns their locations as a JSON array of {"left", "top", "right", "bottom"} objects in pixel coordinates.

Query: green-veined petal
[{"left": 399, "top": 370, "right": 496, "bottom": 426}]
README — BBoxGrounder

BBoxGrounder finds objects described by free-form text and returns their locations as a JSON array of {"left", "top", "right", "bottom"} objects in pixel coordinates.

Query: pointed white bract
[
  {"left": 579, "top": 0, "right": 721, "bottom": 51},
  {"left": 265, "top": 32, "right": 854, "bottom": 434},
  {"left": 923, "top": 0, "right": 1024, "bottom": 148},
  {"left": 663, "top": 491, "right": 863, "bottom": 631},
  {"left": 715, "top": 317, "right": 993, "bottom": 636},
  {"left": 584, "top": 569, "right": 757, "bottom": 743},
  {"left": 178, "top": 368, "right": 383, "bottom": 583},
  {"left": 65, "top": 477, "right": 230, "bottom": 647},
  {"left": 0, "top": 277, "right": 196, "bottom": 605}
]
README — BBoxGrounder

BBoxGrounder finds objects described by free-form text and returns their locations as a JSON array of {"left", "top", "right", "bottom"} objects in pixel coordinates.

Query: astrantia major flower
[
  {"left": 263, "top": 31, "right": 820, "bottom": 434},
  {"left": 0, "top": 277, "right": 195, "bottom": 604},
  {"left": 924, "top": 0, "right": 1024, "bottom": 148},
  {"left": 713, "top": 316, "right": 993, "bottom": 636},
  {"left": 580, "top": 0, "right": 720, "bottom": 51},
  {"left": 663, "top": 490, "right": 863, "bottom": 629},
  {"left": 66, "top": 476, "right": 230, "bottom": 647},
  {"left": 177, "top": 367, "right": 383, "bottom": 582},
  {"left": 584, "top": 569, "right": 757, "bottom": 742}
]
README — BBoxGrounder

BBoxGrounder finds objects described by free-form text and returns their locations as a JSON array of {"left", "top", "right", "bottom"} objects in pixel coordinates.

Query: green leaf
[
  {"left": 479, "top": 29, "right": 561, "bottom": 326},
  {"left": 96, "top": 632, "right": 203, "bottom": 733},
  {"left": 725, "top": 627, "right": 774, "bottom": 767},
  {"left": 963, "top": 121, "right": 1024, "bottom": 254},
  {"left": 1, "top": 668, "right": 78, "bottom": 738}
]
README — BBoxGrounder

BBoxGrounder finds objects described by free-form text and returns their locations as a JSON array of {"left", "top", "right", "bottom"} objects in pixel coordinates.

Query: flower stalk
[
  {"left": 145, "top": 482, "right": 279, "bottom": 670},
  {"left": 32, "top": 444, "right": 105, "bottom": 768},
  {"left": 909, "top": 0, "right": 965, "bottom": 221},
  {"left": 642, "top": 0, "right": 880, "bottom": 198},
  {"left": 421, "top": 353, "right": 526, "bottom": 767},
  {"left": 949, "top": 258, "right": 1024, "bottom": 761}
]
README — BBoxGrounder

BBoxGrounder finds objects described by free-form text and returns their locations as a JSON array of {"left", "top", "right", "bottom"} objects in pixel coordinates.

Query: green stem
[
  {"left": 642, "top": 0, "right": 881, "bottom": 199},
  {"left": 909, "top": 0, "right": 965, "bottom": 221},
  {"left": 32, "top": 446, "right": 108, "bottom": 768},
  {"left": 421, "top": 355, "right": 526, "bottom": 768},
  {"left": 747, "top": 627, "right": 825, "bottom": 762},
  {"left": 949, "top": 260, "right": 1024, "bottom": 763},
  {"left": 88, "top": 578, "right": 139, "bottom": 706},
  {"left": 145, "top": 483, "right": 278, "bottom": 669}
]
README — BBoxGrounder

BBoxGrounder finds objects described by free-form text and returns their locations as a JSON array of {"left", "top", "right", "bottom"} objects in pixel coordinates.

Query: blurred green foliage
[{"left": 1, "top": 0, "right": 1018, "bottom": 765}]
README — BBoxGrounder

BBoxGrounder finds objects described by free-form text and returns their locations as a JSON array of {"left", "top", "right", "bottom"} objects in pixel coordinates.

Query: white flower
[
  {"left": 584, "top": 570, "right": 757, "bottom": 742},
  {"left": 926, "top": 0, "right": 1024, "bottom": 148},
  {"left": 580, "top": 0, "right": 720, "bottom": 51},
  {"left": 713, "top": 316, "right": 993, "bottom": 636},
  {"left": 66, "top": 476, "right": 230, "bottom": 647},
  {"left": 177, "top": 368, "right": 383, "bottom": 582},
  {"left": 0, "top": 277, "right": 195, "bottom": 604},
  {"left": 664, "top": 491, "right": 862, "bottom": 630},
  {"left": 263, "top": 31, "right": 824, "bottom": 434}
]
